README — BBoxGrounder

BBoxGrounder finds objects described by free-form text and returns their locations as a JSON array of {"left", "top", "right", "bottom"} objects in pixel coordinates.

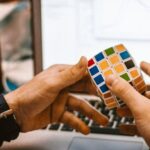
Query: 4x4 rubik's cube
[{"left": 88, "top": 44, "right": 147, "bottom": 109}]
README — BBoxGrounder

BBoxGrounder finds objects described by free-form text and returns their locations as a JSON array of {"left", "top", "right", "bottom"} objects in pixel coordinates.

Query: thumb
[
  {"left": 105, "top": 75, "right": 147, "bottom": 114},
  {"left": 140, "top": 61, "right": 150, "bottom": 76},
  {"left": 58, "top": 56, "right": 87, "bottom": 89}
]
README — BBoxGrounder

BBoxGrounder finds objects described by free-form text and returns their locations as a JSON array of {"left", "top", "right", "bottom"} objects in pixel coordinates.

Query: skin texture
[
  {"left": 4, "top": 55, "right": 150, "bottom": 146},
  {"left": 5, "top": 57, "right": 108, "bottom": 134},
  {"left": 105, "top": 61, "right": 150, "bottom": 147}
]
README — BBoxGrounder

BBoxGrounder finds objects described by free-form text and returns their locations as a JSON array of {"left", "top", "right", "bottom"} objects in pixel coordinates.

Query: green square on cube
[
  {"left": 120, "top": 73, "right": 130, "bottom": 81},
  {"left": 105, "top": 47, "right": 115, "bottom": 56}
]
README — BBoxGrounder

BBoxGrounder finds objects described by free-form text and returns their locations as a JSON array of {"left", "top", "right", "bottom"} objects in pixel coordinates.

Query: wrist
[
  {"left": 0, "top": 94, "right": 20, "bottom": 142},
  {"left": 4, "top": 92, "right": 22, "bottom": 129}
]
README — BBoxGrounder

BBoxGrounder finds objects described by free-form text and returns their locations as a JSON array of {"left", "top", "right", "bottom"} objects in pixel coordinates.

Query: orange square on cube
[
  {"left": 88, "top": 44, "right": 147, "bottom": 109},
  {"left": 104, "top": 69, "right": 113, "bottom": 77},
  {"left": 114, "top": 64, "right": 125, "bottom": 73},
  {"left": 99, "top": 60, "right": 109, "bottom": 70},
  {"left": 134, "top": 76, "right": 142, "bottom": 84},
  {"left": 115, "top": 44, "right": 126, "bottom": 52},
  {"left": 105, "top": 97, "right": 116, "bottom": 104},
  {"left": 130, "top": 69, "right": 139, "bottom": 78},
  {"left": 107, "top": 102, "right": 118, "bottom": 109}
]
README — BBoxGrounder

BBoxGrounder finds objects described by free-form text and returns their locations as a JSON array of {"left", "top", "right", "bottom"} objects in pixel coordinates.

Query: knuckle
[
  {"left": 69, "top": 67, "right": 76, "bottom": 78},
  {"left": 76, "top": 100, "right": 83, "bottom": 111},
  {"left": 78, "top": 100, "right": 84, "bottom": 108},
  {"left": 78, "top": 100, "right": 88, "bottom": 112},
  {"left": 69, "top": 65, "right": 84, "bottom": 79},
  {"left": 87, "top": 108, "right": 94, "bottom": 118},
  {"left": 133, "top": 99, "right": 149, "bottom": 116}
]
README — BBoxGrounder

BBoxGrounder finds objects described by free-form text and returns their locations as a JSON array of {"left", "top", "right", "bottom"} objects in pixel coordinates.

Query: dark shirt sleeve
[{"left": 0, "top": 140, "right": 3, "bottom": 147}]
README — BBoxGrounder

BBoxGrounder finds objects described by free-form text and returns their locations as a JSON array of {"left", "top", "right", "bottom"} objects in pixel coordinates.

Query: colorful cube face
[{"left": 88, "top": 44, "right": 147, "bottom": 109}]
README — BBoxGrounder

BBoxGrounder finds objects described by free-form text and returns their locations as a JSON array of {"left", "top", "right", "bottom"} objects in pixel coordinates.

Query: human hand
[
  {"left": 105, "top": 61, "right": 150, "bottom": 146},
  {"left": 5, "top": 57, "right": 108, "bottom": 134}
]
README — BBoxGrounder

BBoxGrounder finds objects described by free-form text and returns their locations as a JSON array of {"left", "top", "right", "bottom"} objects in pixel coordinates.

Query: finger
[
  {"left": 60, "top": 111, "right": 90, "bottom": 135},
  {"left": 58, "top": 56, "right": 88, "bottom": 89},
  {"left": 67, "top": 95, "right": 109, "bottom": 126},
  {"left": 117, "top": 106, "right": 133, "bottom": 117},
  {"left": 105, "top": 75, "right": 148, "bottom": 114},
  {"left": 51, "top": 92, "right": 68, "bottom": 123},
  {"left": 37, "top": 92, "right": 68, "bottom": 127},
  {"left": 140, "top": 61, "right": 150, "bottom": 76},
  {"left": 66, "top": 74, "right": 90, "bottom": 93},
  {"left": 68, "top": 74, "right": 98, "bottom": 95},
  {"left": 119, "top": 124, "right": 140, "bottom": 136}
]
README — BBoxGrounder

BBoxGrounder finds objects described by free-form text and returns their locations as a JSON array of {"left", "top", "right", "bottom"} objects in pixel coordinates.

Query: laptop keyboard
[{"left": 48, "top": 100, "right": 134, "bottom": 135}]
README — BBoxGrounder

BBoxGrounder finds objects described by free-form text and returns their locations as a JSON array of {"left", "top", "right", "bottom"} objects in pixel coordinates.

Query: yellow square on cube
[
  {"left": 99, "top": 60, "right": 109, "bottom": 70},
  {"left": 104, "top": 69, "right": 113, "bottom": 77},
  {"left": 114, "top": 63, "right": 125, "bottom": 73},
  {"left": 109, "top": 54, "right": 120, "bottom": 65}
]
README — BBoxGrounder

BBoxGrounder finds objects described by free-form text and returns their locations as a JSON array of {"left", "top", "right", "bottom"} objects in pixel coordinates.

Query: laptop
[{"left": 1, "top": 0, "right": 150, "bottom": 149}]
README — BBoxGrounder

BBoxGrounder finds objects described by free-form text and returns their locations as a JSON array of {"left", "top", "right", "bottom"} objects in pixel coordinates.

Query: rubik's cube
[{"left": 88, "top": 44, "right": 147, "bottom": 109}]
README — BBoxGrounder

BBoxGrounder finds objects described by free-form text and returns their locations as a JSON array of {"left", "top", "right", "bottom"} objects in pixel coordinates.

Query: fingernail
[
  {"left": 82, "top": 127, "right": 90, "bottom": 135},
  {"left": 105, "top": 75, "right": 118, "bottom": 87}
]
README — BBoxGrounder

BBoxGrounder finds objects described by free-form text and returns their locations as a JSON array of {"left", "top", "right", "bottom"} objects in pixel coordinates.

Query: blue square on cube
[
  {"left": 100, "top": 84, "right": 109, "bottom": 93},
  {"left": 89, "top": 66, "right": 99, "bottom": 76},
  {"left": 94, "top": 74, "right": 104, "bottom": 85},
  {"left": 120, "top": 51, "right": 130, "bottom": 60},
  {"left": 95, "top": 52, "right": 104, "bottom": 62}
]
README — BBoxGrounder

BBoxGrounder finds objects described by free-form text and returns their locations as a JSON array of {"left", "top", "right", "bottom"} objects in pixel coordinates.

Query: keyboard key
[
  {"left": 90, "top": 126, "right": 120, "bottom": 135},
  {"left": 114, "top": 116, "right": 121, "bottom": 123},
  {"left": 84, "top": 119, "right": 90, "bottom": 125},
  {"left": 49, "top": 124, "right": 60, "bottom": 130},
  {"left": 108, "top": 122, "right": 113, "bottom": 127},
  {"left": 125, "top": 117, "right": 134, "bottom": 123},
  {"left": 47, "top": 99, "right": 135, "bottom": 136},
  {"left": 112, "top": 121, "right": 118, "bottom": 128},
  {"left": 101, "top": 108, "right": 109, "bottom": 115},
  {"left": 91, "top": 122, "right": 100, "bottom": 127},
  {"left": 89, "top": 101, "right": 97, "bottom": 107},
  {"left": 61, "top": 124, "right": 73, "bottom": 131}
]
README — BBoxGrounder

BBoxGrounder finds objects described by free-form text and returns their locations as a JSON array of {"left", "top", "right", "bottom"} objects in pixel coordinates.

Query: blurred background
[
  {"left": 0, "top": 0, "right": 150, "bottom": 92},
  {"left": 0, "top": 0, "right": 33, "bottom": 91},
  {"left": 42, "top": 0, "right": 150, "bottom": 83}
]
